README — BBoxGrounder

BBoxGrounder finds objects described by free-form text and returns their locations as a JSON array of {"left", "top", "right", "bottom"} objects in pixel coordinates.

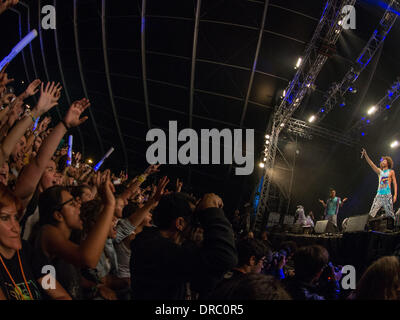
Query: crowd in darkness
[{"left": 1, "top": 0, "right": 400, "bottom": 301}]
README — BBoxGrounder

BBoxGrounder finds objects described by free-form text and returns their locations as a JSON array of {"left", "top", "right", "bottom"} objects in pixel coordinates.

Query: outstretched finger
[{"left": 45, "top": 82, "right": 51, "bottom": 93}]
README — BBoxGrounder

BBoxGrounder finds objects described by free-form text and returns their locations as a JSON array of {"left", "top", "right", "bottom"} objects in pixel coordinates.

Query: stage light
[
  {"left": 387, "top": 105, "right": 391, "bottom": 109},
  {"left": 367, "top": 106, "right": 377, "bottom": 115},
  {"left": 265, "top": 140, "right": 270, "bottom": 145},
  {"left": 259, "top": 162, "right": 265, "bottom": 168},
  {"left": 308, "top": 115, "right": 316, "bottom": 123},
  {"left": 280, "top": 123, "right": 285, "bottom": 127},
  {"left": 295, "top": 57, "right": 302, "bottom": 69},
  {"left": 348, "top": 87, "right": 357, "bottom": 94},
  {"left": 282, "top": 90, "right": 286, "bottom": 97},
  {"left": 87, "top": 159, "right": 93, "bottom": 164},
  {"left": 321, "top": 108, "right": 325, "bottom": 113},
  {"left": 391, "top": 141, "right": 399, "bottom": 148},
  {"left": 361, "top": 132, "right": 365, "bottom": 136},
  {"left": 339, "top": 99, "right": 346, "bottom": 107},
  {"left": 338, "top": 20, "right": 343, "bottom": 26},
  {"left": 265, "top": 134, "right": 270, "bottom": 139},
  {"left": 366, "top": 119, "right": 370, "bottom": 124},
  {"left": 263, "top": 157, "right": 267, "bottom": 161}
]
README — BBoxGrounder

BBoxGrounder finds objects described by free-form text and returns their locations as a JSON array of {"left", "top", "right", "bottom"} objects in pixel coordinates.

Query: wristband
[
  {"left": 61, "top": 119, "right": 70, "bottom": 131},
  {"left": 137, "top": 175, "right": 146, "bottom": 183}
]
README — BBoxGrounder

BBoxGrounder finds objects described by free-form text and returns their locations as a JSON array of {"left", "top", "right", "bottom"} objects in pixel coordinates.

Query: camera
[{"left": 318, "top": 261, "right": 341, "bottom": 299}]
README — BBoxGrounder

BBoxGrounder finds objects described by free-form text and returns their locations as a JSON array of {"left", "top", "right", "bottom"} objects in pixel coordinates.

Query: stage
[{"left": 268, "top": 230, "right": 400, "bottom": 278}]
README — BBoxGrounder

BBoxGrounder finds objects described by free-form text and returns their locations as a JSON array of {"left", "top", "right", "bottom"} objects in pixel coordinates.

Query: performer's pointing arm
[{"left": 361, "top": 148, "right": 380, "bottom": 175}]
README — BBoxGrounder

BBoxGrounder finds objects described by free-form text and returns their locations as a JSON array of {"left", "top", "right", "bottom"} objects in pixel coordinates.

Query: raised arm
[
  {"left": 14, "top": 96, "right": 90, "bottom": 204},
  {"left": 0, "top": 82, "right": 58, "bottom": 167},
  {"left": 120, "top": 164, "right": 161, "bottom": 202},
  {"left": 318, "top": 199, "right": 327, "bottom": 208},
  {"left": 127, "top": 176, "right": 169, "bottom": 227},
  {"left": 43, "top": 174, "right": 115, "bottom": 269},
  {"left": 361, "top": 148, "right": 380, "bottom": 175}
]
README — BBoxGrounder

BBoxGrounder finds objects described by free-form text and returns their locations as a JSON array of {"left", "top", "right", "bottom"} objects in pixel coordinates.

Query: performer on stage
[
  {"left": 318, "top": 189, "right": 347, "bottom": 227},
  {"left": 361, "top": 148, "right": 397, "bottom": 219}
]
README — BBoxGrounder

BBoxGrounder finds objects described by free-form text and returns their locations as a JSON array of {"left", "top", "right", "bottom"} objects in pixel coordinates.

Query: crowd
[{"left": 1, "top": 1, "right": 400, "bottom": 301}]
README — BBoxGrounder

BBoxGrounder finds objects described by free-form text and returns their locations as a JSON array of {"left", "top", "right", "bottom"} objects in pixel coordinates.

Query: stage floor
[{"left": 269, "top": 231, "right": 400, "bottom": 277}]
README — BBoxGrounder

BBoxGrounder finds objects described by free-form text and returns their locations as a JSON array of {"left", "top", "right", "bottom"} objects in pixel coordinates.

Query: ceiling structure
[{"left": 2, "top": 0, "right": 400, "bottom": 211}]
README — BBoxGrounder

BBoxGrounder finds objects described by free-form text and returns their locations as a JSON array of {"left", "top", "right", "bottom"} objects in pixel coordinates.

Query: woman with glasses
[
  {"left": 0, "top": 184, "right": 71, "bottom": 300},
  {"left": 34, "top": 173, "right": 116, "bottom": 299}
]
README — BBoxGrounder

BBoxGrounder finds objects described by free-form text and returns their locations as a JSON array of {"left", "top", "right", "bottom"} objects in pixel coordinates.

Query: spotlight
[
  {"left": 348, "top": 87, "right": 357, "bottom": 94},
  {"left": 265, "top": 140, "right": 270, "bottom": 145},
  {"left": 280, "top": 123, "right": 285, "bottom": 128},
  {"left": 282, "top": 89, "right": 286, "bottom": 98},
  {"left": 391, "top": 141, "right": 399, "bottom": 149},
  {"left": 339, "top": 100, "right": 346, "bottom": 107},
  {"left": 259, "top": 162, "right": 265, "bottom": 168},
  {"left": 263, "top": 157, "right": 267, "bottom": 161},
  {"left": 338, "top": 20, "right": 343, "bottom": 26},
  {"left": 265, "top": 134, "right": 270, "bottom": 139},
  {"left": 367, "top": 106, "right": 377, "bottom": 115},
  {"left": 321, "top": 108, "right": 325, "bottom": 113},
  {"left": 308, "top": 115, "right": 316, "bottom": 123},
  {"left": 387, "top": 105, "right": 391, "bottom": 109},
  {"left": 361, "top": 132, "right": 365, "bottom": 137},
  {"left": 295, "top": 57, "right": 302, "bottom": 69},
  {"left": 87, "top": 158, "right": 93, "bottom": 164}
]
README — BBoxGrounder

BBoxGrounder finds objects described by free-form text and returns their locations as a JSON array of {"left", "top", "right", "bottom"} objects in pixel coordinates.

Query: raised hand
[
  {"left": 35, "top": 82, "right": 62, "bottom": 115},
  {"left": 361, "top": 148, "right": 366, "bottom": 159},
  {"left": 149, "top": 176, "right": 170, "bottom": 206},
  {"left": 176, "top": 178, "right": 183, "bottom": 193},
  {"left": 74, "top": 152, "right": 82, "bottom": 163},
  {"left": 98, "top": 170, "right": 116, "bottom": 207},
  {"left": 37, "top": 116, "right": 51, "bottom": 133},
  {"left": 24, "top": 79, "right": 41, "bottom": 98},
  {"left": 0, "top": 0, "right": 19, "bottom": 15},
  {"left": 0, "top": 93, "right": 15, "bottom": 105},
  {"left": 64, "top": 98, "right": 90, "bottom": 128},
  {"left": 144, "top": 164, "right": 161, "bottom": 176},
  {"left": 0, "top": 64, "right": 14, "bottom": 93}
]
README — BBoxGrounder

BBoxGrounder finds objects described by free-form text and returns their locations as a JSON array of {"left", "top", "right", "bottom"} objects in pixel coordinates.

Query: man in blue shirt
[{"left": 319, "top": 189, "right": 347, "bottom": 227}]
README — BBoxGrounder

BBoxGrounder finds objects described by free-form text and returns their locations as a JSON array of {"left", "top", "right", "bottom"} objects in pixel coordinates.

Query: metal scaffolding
[
  {"left": 287, "top": 117, "right": 359, "bottom": 147},
  {"left": 316, "top": 0, "right": 398, "bottom": 122},
  {"left": 348, "top": 78, "right": 400, "bottom": 133},
  {"left": 254, "top": 0, "right": 356, "bottom": 234}
]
